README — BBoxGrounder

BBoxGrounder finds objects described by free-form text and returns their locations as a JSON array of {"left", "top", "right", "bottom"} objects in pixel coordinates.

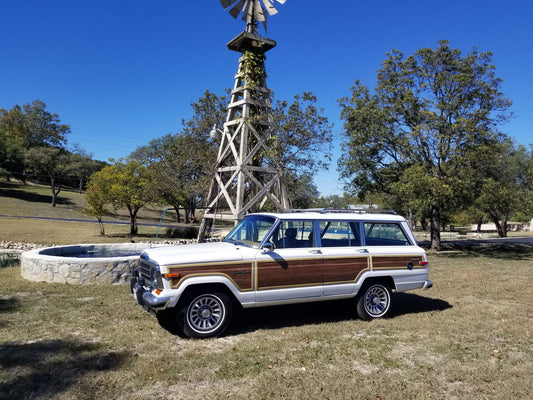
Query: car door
[
  {"left": 255, "top": 219, "right": 323, "bottom": 303},
  {"left": 319, "top": 220, "right": 371, "bottom": 296}
]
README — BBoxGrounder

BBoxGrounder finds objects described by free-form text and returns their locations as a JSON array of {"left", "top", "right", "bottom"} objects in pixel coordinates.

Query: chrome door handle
[
  {"left": 356, "top": 248, "right": 369, "bottom": 253},
  {"left": 308, "top": 249, "right": 322, "bottom": 254}
]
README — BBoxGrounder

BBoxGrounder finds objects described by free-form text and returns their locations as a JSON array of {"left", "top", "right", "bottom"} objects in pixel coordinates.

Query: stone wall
[{"left": 21, "top": 243, "right": 153, "bottom": 285}]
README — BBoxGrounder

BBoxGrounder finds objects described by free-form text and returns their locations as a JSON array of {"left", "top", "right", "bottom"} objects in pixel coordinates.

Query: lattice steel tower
[{"left": 198, "top": 0, "right": 289, "bottom": 241}]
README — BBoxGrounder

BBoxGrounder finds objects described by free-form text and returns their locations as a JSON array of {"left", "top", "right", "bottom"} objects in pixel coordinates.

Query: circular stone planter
[{"left": 21, "top": 243, "right": 156, "bottom": 285}]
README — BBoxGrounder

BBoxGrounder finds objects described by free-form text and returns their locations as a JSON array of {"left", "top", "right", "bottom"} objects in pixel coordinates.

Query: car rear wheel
[
  {"left": 178, "top": 291, "right": 233, "bottom": 338},
  {"left": 356, "top": 283, "right": 391, "bottom": 320}
]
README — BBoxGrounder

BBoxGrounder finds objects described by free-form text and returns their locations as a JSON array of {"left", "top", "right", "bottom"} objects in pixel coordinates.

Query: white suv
[{"left": 131, "top": 210, "right": 432, "bottom": 338}]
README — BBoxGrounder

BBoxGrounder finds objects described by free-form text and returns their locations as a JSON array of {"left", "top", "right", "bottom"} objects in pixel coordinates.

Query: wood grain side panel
[
  {"left": 169, "top": 263, "right": 253, "bottom": 291},
  {"left": 323, "top": 257, "right": 369, "bottom": 283},
  {"left": 372, "top": 255, "right": 424, "bottom": 270},
  {"left": 257, "top": 259, "right": 322, "bottom": 289}
]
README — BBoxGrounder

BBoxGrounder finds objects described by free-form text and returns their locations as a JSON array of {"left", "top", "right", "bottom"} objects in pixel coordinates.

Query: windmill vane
[{"left": 220, "top": 0, "right": 286, "bottom": 32}]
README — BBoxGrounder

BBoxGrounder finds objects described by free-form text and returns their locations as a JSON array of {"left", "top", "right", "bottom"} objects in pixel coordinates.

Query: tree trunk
[
  {"left": 97, "top": 217, "right": 105, "bottom": 235},
  {"left": 490, "top": 213, "right": 508, "bottom": 237},
  {"left": 189, "top": 205, "right": 196, "bottom": 223},
  {"left": 50, "top": 177, "right": 61, "bottom": 207},
  {"left": 174, "top": 206, "right": 181, "bottom": 223},
  {"left": 128, "top": 206, "right": 139, "bottom": 235},
  {"left": 476, "top": 217, "right": 483, "bottom": 233},
  {"left": 406, "top": 208, "right": 415, "bottom": 230},
  {"left": 430, "top": 205, "right": 442, "bottom": 251}
]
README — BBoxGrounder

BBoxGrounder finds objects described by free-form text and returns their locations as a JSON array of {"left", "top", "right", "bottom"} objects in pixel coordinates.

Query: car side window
[
  {"left": 269, "top": 220, "right": 314, "bottom": 249},
  {"left": 319, "top": 221, "right": 362, "bottom": 247},
  {"left": 363, "top": 222, "right": 411, "bottom": 246}
]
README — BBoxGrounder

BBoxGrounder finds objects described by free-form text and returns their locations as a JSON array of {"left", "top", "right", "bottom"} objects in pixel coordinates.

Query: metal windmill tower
[{"left": 198, "top": 0, "right": 289, "bottom": 241}]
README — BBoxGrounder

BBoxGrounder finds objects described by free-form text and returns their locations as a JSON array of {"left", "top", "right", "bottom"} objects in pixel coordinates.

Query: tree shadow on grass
[
  {"left": 0, "top": 297, "right": 23, "bottom": 330},
  {"left": 0, "top": 339, "right": 130, "bottom": 400},
  {"left": 0, "top": 297, "right": 22, "bottom": 314},
  {"left": 228, "top": 292, "right": 451, "bottom": 336},
  {"left": 431, "top": 242, "right": 533, "bottom": 261},
  {"left": 0, "top": 185, "right": 73, "bottom": 206}
]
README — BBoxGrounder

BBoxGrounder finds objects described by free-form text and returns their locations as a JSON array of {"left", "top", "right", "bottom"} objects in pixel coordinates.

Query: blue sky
[{"left": 1, "top": 0, "right": 531, "bottom": 196}]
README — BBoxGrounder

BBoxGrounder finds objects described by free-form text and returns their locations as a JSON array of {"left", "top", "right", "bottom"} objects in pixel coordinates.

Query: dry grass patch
[
  {"left": 0, "top": 218, "right": 161, "bottom": 245},
  {"left": 1, "top": 244, "right": 532, "bottom": 399}
]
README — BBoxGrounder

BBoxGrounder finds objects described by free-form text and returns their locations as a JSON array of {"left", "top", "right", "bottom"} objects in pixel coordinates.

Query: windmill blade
[
  {"left": 253, "top": 0, "right": 267, "bottom": 22},
  {"left": 255, "top": 0, "right": 268, "bottom": 31},
  {"left": 262, "top": 0, "right": 278, "bottom": 16},
  {"left": 221, "top": 0, "right": 286, "bottom": 28},
  {"left": 229, "top": 0, "right": 247, "bottom": 18},
  {"left": 241, "top": 0, "right": 253, "bottom": 21},
  {"left": 220, "top": 0, "right": 235, "bottom": 9}
]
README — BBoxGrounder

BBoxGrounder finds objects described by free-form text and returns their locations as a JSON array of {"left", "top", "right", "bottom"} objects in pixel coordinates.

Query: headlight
[{"left": 152, "top": 269, "right": 163, "bottom": 289}]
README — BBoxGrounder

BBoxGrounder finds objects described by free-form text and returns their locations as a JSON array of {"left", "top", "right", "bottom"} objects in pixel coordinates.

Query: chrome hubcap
[
  {"left": 364, "top": 286, "right": 389, "bottom": 316},
  {"left": 187, "top": 295, "right": 224, "bottom": 333}
]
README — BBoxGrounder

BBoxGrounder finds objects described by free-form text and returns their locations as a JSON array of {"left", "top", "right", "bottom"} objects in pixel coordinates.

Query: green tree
[
  {"left": 88, "top": 160, "right": 151, "bottom": 235},
  {"left": 132, "top": 133, "right": 216, "bottom": 223},
  {"left": 68, "top": 146, "right": 104, "bottom": 193},
  {"left": 270, "top": 92, "right": 334, "bottom": 203},
  {"left": 472, "top": 142, "right": 532, "bottom": 236},
  {"left": 84, "top": 180, "right": 109, "bottom": 235},
  {"left": 181, "top": 89, "right": 229, "bottom": 140},
  {"left": 338, "top": 41, "right": 512, "bottom": 250},
  {"left": 0, "top": 100, "right": 69, "bottom": 149},
  {"left": 131, "top": 90, "right": 226, "bottom": 223},
  {"left": 0, "top": 100, "right": 71, "bottom": 181},
  {"left": 0, "top": 132, "right": 24, "bottom": 180},
  {"left": 24, "top": 147, "right": 70, "bottom": 207},
  {"left": 284, "top": 173, "right": 320, "bottom": 209}
]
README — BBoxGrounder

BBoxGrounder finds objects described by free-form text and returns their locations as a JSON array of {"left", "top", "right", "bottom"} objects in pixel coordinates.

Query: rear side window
[
  {"left": 364, "top": 222, "right": 411, "bottom": 246},
  {"left": 319, "top": 221, "right": 362, "bottom": 247}
]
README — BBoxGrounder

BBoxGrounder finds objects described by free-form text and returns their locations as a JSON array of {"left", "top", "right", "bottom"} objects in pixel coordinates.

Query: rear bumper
[{"left": 130, "top": 277, "right": 170, "bottom": 311}]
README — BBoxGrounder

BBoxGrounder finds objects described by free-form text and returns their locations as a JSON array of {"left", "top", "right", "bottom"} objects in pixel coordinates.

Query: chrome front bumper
[{"left": 131, "top": 277, "right": 170, "bottom": 311}]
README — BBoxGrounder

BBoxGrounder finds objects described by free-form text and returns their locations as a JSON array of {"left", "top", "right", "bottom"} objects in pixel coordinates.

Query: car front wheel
[
  {"left": 356, "top": 283, "right": 391, "bottom": 320},
  {"left": 178, "top": 291, "right": 233, "bottom": 338}
]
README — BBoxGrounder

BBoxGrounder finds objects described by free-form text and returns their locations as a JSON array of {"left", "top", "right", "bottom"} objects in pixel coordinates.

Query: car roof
[{"left": 250, "top": 209, "right": 407, "bottom": 222}]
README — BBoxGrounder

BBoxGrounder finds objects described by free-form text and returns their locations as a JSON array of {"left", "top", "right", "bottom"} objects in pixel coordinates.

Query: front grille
[{"left": 139, "top": 254, "right": 159, "bottom": 289}]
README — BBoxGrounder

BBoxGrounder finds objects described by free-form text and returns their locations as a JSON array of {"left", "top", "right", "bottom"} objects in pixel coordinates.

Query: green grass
[{"left": 1, "top": 245, "right": 532, "bottom": 399}]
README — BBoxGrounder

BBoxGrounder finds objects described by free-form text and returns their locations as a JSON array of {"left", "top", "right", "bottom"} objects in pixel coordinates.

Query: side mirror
[{"left": 261, "top": 243, "right": 274, "bottom": 253}]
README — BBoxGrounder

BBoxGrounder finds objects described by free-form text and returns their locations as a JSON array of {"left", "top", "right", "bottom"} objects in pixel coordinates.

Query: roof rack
[{"left": 288, "top": 208, "right": 397, "bottom": 215}]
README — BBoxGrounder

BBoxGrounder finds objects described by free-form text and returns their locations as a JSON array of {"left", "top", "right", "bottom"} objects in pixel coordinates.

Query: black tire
[
  {"left": 177, "top": 291, "right": 233, "bottom": 338},
  {"left": 356, "top": 282, "right": 391, "bottom": 321}
]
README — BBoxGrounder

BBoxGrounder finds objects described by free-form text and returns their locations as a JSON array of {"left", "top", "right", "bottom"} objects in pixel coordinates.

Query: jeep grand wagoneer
[{"left": 131, "top": 209, "right": 432, "bottom": 338}]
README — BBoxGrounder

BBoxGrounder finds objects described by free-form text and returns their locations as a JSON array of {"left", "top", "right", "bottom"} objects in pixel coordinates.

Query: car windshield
[{"left": 223, "top": 215, "right": 276, "bottom": 248}]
